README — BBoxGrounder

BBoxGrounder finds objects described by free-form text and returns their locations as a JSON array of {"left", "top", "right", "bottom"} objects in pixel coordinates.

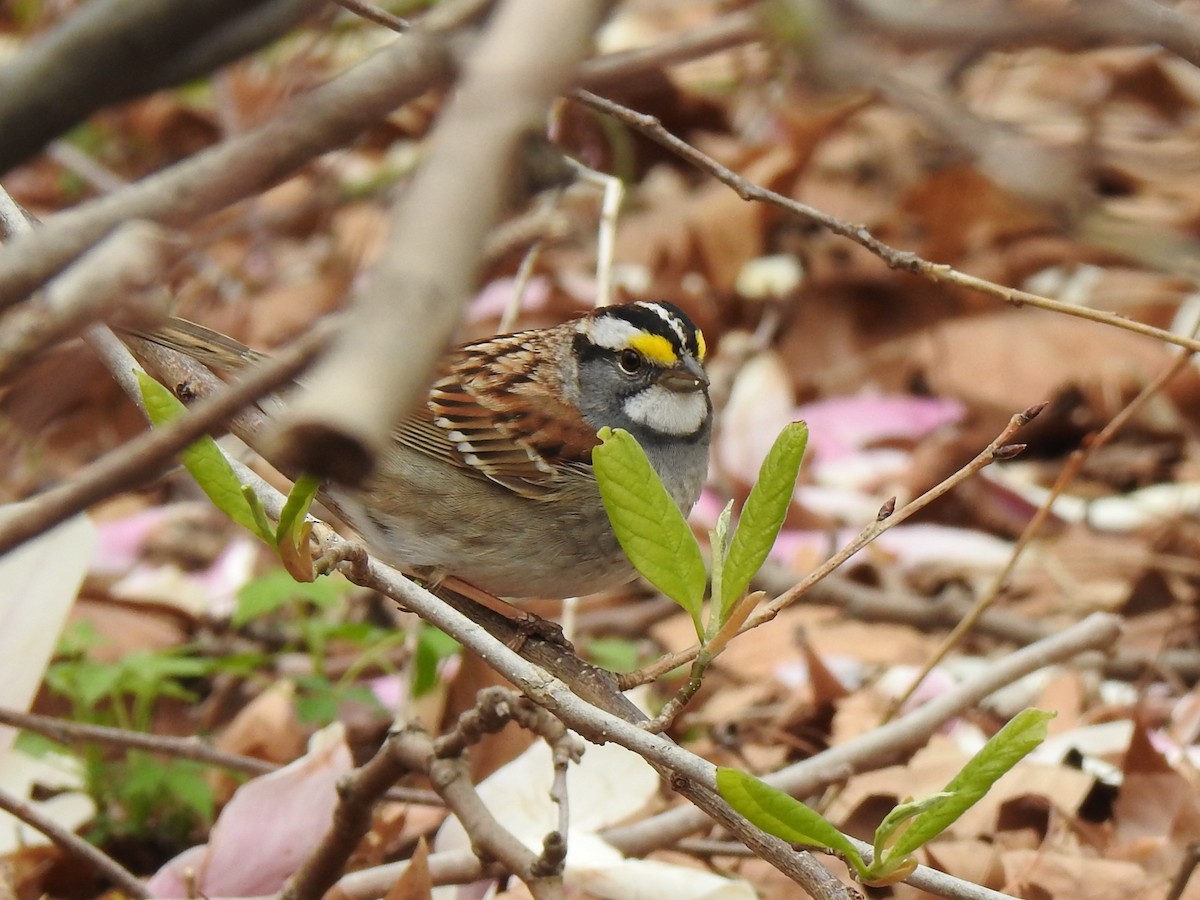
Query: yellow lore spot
[
  {"left": 629, "top": 332, "right": 678, "bottom": 366},
  {"left": 695, "top": 329, "right": 707, "bottom": 360}
]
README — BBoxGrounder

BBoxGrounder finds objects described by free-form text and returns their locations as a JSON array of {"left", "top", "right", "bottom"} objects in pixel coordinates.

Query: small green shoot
[
  {"left": 593, "top": 423, "right": 807, "bottom": 727},
  {"left": 412, "top": 626, "right": 461, "bottom": 697},
  {"left": 137, "top": 372, "right": 271, "bottom": 542},
  {"left": 594, "top": 423, "right": 807, "bottom": 645},
  {"left": 717, "top": 707, "right": 1054, "bottom": 886},
  {"left": 593, "top": 426, "right": 708, "bottom": 627},
  {"left": 136, "top": 372, "right": 322, "bottom": 580},
  {"left": 719, "top": 422, "right": 808, "bottom": 617},
  {"left": 42, "top": 623, "right": 266, "bottom": 848}
]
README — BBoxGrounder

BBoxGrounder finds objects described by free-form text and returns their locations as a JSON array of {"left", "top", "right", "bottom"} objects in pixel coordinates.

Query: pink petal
[
  {"left": 148, "top": 723, "right": 353, "bottom": 897},
  {"left": 794, "top": 394, "right": 965, "bottom": 462}
]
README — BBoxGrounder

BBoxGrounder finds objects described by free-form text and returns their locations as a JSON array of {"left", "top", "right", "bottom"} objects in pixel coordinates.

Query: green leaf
[
  {"left": 412, "top": 625, "right": 460, "bottom": 697},
  {"left": 880, "top": 708, "right": 1054, "bottom": 864},
  {"left": 159, "top": 761, "right": 216, "bottom": 822},
  {"left": 873, "top": 792, "right": 952, "bottom": 860},
  {"left": 276, "top": 475, "right": 320, "bottom": 581},
  {"left": 721, "top": 422, "right": 808, "bottom": 617},
  {"left": 46, "top": 658, "right": 122, "bottom": 710},
  {"left": 291, "top": 676, "right": 380, "bottom": 724},
  {"left": 593, "top": 428, "right": 707, "bottom": 627},
  {"left": 277, "top": 474, "right": 320, "bottom": 546},
  {"left": 135, "top": 371, "right": 272, "bottom": 542},
  {"left": 716, "top": 767, "right": 865, "bottom": 875},
  {"left": 234, "top": 568, "right": 349, "bottom": 627},
  {"left": 585, "top": 636, "right": 642, "bottom": 674},
  {"left": 243, "top": 486, "right": 275, "bottom": 545},
  {"left": 707, "top": 500, "right": 735, "bottom": 640}
]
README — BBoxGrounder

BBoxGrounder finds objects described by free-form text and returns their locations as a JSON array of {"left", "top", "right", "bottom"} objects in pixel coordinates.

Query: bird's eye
[{"left": 618, "top": 349, "right": 643, "bottom": 375}]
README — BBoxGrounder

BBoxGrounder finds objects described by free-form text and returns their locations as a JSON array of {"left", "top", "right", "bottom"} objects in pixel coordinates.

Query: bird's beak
[{"left": 657, "top": 355, "right": 709, "bottom": 393}]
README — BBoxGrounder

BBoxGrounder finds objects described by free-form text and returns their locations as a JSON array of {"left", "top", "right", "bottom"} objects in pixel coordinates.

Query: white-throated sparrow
[{"left": 134, "top": 302, "right": 712, "bottom": 599}]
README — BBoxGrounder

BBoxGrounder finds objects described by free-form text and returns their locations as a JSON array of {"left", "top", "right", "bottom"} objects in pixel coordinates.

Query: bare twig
[
  {"left": 271, "top": 0, "right": 612, "bottom": 484},
  {"left": 0, "top": 222, "right": 180, "bottom": 382},
  {"left": 831, "top": 0, "right": 1200, "bottom": 69},
  {"left": 400, "top": 725, "right": 560, "bottom": 898},
  {"left": 765, "top": 407, "right": 1040, "bottom": 619},
  {"left": 623, "top": 405, "right": 1043, "bottom": 687},
  {"left": 577, "top": 8, "right": 761, "bottom": 90},
  {"left": 328, "top": 0, "right": 408, "bottom": 31},
  {"left": 280, "top": 727, "right": 422, "bottom": 900},
  {"left": 0, "top": 19, "right": 458, "bottom": 310},
  {"left": 0, "top": 705, "right": 441, "bottom": 806},
  {"left": 1166, "top": 842, "right": 1200, "bottom": 900},
  {"left": 783, "top": 570, "right": 1200, "bottom": 682},
  {"left": 571, "top": 90, "right": 1200, "bottom": 356},
  {"left": 0, "top": 0, "right": 322, "bottom": 174},
  {"left": 888, "top": 339, "right": 1200, "bottom": 717},
  {"left": 601, "top": 613, "right": 1122, "bottom": 876},
  {"left": 0, "top": 322, "right": 330, "bottom": 557},
  {"left": 0, "top": 787, "right": 148, "bottom": 898}
]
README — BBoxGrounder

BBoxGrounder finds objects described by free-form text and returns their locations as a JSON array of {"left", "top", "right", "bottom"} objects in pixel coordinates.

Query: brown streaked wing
[{"left": 393, "top": 332, "right": 599, "bottom": 500}]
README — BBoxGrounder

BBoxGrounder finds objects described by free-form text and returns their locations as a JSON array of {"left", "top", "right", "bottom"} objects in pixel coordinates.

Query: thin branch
[
  {"left": 270, "top": 0, "right": 612, "bottom": 484},
  {"left": 0, "top": 222, "right": 180, "bottom": 382},
  {"left": 0, "top": 787, "right": 148, "bottom": 898},
  {"left": 0, "top": 706, "right": 442, "bottom": 807},
  {"left": 1166, "top": 842, "right": 1200, "bottom": 900},
  {"left": 0, "top": 16, "right": 459, "bottom": 310},
  {"left": 831, "top": 0, "right": 1200, "bottom": 69},
  {"left": 576, "top": 8, "right": 761, "bottom": 90},
  {"left": 0, "top": 0, "right": 322, "bottom": 174},
  {"left": 787, "top": 570, "right": 1200, "bottom": 682},
  {"left": 333, "top": 849, "right": 503, "bottom": 897},
  {"left": 280, "top": 726, "right": 427, "bottom": 900},
  {"left": 328, "top": 0, "right": 409, "bottom": 31},
  {"left": 887, "top": 338, "right": 1200, "bottom": 717},
  {"left": 623, "top": 404, "right": 1043, "bottom": 687},
  {"left": 570, "top": 90, "right": 1200, "bottom": 356},
  {"left": 0, "top": 321, "right": 331, "bottom": 557},
  {"left": 601, "top": 613, "right": 1122, "bottom": 880}
]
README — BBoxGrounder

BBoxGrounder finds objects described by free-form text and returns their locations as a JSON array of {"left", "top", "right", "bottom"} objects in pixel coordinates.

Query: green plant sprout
[
  {"left": 40, "top": 622, "right": 264, "bottom": 847},
  {"left": 592, "top": 421, "right": 808, "bottom": 727},
  {"left": 137, "top": 371, "right": 321, "bottom": 582},
  {"left": 716, "top": 707, "right": 1054, "bottom": 886},
  {"left": 138, "top": 372, "right": 462, "bottom": 707}
]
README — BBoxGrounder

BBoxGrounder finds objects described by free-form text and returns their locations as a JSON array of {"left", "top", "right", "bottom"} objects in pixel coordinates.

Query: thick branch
[
  {"left": 269, "top": 0, "right": 613, "bottom": 483},
  {"left": 0, "top": 22, "right": 456, "bottom": 310},
  {"left": 0, "top": 0, "right": 320, "bottom": 174}
]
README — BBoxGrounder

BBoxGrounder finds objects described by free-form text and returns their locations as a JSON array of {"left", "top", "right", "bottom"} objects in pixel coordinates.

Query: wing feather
[{"left": 393, "top": 331, "right": 598, "bottom": 500}]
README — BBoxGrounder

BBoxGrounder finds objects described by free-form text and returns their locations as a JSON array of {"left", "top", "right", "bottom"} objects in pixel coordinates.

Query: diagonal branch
[{"left": 268, "top": 0, "right": 614, "bottom": 484}]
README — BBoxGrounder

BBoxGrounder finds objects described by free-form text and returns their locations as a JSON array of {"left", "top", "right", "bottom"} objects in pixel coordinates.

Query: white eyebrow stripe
[{"left": 587, "top": 315, "right": 643, "bottom": 351}]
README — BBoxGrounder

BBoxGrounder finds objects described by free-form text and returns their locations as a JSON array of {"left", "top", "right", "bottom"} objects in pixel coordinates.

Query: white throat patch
[{"left": 623, "top": 385, "right": 708, "bottom": 436}]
